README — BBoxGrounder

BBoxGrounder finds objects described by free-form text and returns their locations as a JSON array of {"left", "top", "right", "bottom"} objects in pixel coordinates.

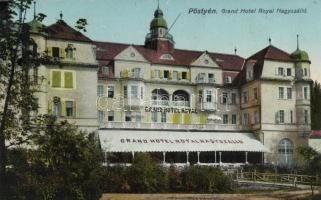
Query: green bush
[
  {"left": 102, "top": 154, "right": 233, "bottom": 193},
  {"left": 182, "top": 166, "right": 232, "bottom": 193},
  {"left": 127, "top": 153, "right": 168, "bottom": 193}
]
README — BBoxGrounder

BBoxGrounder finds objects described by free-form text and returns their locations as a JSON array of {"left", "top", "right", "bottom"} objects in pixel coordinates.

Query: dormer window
[
  {"left": 66, "top": 44, "right": 75, "bottom": 59},
  {"left": 224, "top": 75, "right": 232, "bottom": 84},
  {"left": 102, "top": 66, "right": 109, "bottom": 75},
  {"left": 160, "top": 54, "right": 174, "bottom": 60}
]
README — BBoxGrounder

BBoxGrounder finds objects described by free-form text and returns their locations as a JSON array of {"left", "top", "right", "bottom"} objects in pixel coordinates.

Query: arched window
[
  {"left": 151, "top": 89, "right": 169, "bottom": 106},
  {"left": 172, "top": 90, "right": 189, "bottom": 107},
  {"left": 278, "top": 138, "right": 294, "bottom": 167}
]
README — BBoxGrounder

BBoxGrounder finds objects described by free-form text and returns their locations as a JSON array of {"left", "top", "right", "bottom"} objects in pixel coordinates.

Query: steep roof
[
  {"left": 94, "top": 41, "right": 245, "bottom": 71},
  {"left": 248, "top": 45, "right": 293, "bottom": 62},
  {"left": 45, "top": 20, "right": 92, "bottom": 42}
]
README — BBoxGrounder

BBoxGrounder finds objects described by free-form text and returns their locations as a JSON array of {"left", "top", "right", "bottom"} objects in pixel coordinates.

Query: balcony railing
[
  {"left": 103, "top": 121, "right": 245, "bottom": 131},
  {"left": 151, "top": 100, "right": 190, "bottom": 107}
]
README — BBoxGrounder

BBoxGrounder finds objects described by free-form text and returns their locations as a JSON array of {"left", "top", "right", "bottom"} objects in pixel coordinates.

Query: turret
[{"left": 145, "top": 6, "right": 174, "bottom": 51}]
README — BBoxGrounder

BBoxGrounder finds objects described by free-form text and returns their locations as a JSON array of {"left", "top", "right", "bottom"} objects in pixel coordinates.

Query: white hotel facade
[{"left": 29, "top": 6, "right": 312, "bottom": 167}]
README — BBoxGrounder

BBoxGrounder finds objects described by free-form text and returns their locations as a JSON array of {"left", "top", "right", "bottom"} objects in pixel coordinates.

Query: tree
[
  {"left": 27, "top": 115, "right": 104, "bottom": 200},
  {"left": 297, "top": 146, "right": 321, "bottom": 196},
  {"left": 311, "top": 81, "right": 321, "bottom": 130},
  {"left": 75, "top": 18, "right": 87, "bottom": 32},
  {"left": 0, "top": 0, "right": 38, "bottom": 198}
]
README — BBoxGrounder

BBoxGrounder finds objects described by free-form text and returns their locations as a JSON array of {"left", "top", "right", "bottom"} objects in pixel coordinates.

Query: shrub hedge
[{"left": 102, "top": 153, "right": 233, "bottom": 193}]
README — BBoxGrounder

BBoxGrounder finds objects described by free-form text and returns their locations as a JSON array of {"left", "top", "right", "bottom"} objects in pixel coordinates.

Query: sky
[{"left": 27, "top": 0, "right": 321, "bottom": 82}]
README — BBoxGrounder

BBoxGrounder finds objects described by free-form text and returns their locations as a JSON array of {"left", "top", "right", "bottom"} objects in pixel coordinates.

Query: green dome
[
  {"left": 290, "top": 49, "right": 309, "bottom": 62},
  {"left": 150, "top": 8, "right": 168, "bottom": 30},
  {"left": 28, "top": 19, "right": 46, "bottom": 35}
]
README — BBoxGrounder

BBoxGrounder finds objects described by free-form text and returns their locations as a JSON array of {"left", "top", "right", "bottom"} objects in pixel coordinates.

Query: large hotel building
[{"left": 28, "top": 6, "right": 312, "bottom": 167}]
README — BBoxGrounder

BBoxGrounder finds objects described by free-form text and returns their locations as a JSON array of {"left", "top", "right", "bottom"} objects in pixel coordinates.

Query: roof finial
[
  {"left": 268, "top": 37, "right": 272, "bottom": 45},
  {"left": 234, "top": 47, "right": 237, "bottom": 55},
  {"left": 59, "top": 11, "right": 63, "bottom": 20},
  {"left": 296, "top": 34, "right": 299, "bottom": 50},
  {"left": 33, "top": 1, "right": 36, "bottom": 20},
  {"left": 157, "top": 0, "right": 159, "bottom": 9}
]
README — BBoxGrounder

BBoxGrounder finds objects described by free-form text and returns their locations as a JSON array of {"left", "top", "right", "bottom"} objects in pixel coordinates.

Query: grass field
[{"left": 101, "top": 189, "right": 321, "bottom": 200}]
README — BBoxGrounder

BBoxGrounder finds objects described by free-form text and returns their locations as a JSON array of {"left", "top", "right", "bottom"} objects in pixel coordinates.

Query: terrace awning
[{"left": 98, "top": 129, "right": 269, "bottom": 153}]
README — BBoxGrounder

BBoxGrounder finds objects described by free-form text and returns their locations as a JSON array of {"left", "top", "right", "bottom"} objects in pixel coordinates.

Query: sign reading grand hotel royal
[
  {"left": 144, "top": 106, "right": 197, "bottom": 113},
  {"left": 120, "top": 138, "right": 244, "bottom": 144}
]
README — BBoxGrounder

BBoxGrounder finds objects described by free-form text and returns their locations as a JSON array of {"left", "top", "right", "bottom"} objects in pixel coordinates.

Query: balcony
[
  {"left": 199, "top": 102, "right": 217, "bottom": 111},
  {"left": 103, "top": 121, "right": 244, "bottom": 131}
]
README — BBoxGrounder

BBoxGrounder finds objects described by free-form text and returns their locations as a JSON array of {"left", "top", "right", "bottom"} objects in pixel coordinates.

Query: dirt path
[{"left": 101, "top": 189, "right": 320, "bottom": 200}]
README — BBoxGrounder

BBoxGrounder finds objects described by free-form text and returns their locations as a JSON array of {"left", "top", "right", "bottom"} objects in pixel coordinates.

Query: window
[
  {"left": 173, "top": 71, "right": 178, "bottom": 80},
  {"left": 64, "top": 72, "right": 73, "bottom": 88},
  {"left": 131, "top": 85, "right": 138, "bottom": 99},
  {"left": 161, "top": 112, "right": 166, "bottom": 122},
  {"left": 232, "top": 114, "right": 237, "bottom": 124},
  {"left": 136, "top": 112, "right": 141, "bottom": 122},
  {"left": 125, "top": 111, "right": 131, "bottom": 122},
  {"left": 206, "top": 90, "right": 212, "bottom": 102},
  {"left": 53, "top": 101, "right": 61, "bottom": 118},
  {"left": 278, "top": 87, "right": 284, "bottom": 99},
  {"left": 102, "top": 66, "right": 109, "bottom": 75},
  {"left": 208, "top": 73, "right": 214, "bottom": 83},
  {"left": 52, "top": 71, "right": 61, "bottom": 88},
  {"left": 155, "top": 70, "right": 160, "bottom": 78},
  {"left": 151, "top": 112, "right": 158, "bottom": 122},
  {"left": 303, "top": 87, "right": 309, "bottom": 99},
  {"left": 278, "top": 139, "right": 294, "bottom": 166},
  {"left": 108, "top": 111, "right": 114, "bottom": 121},
  {"left": 242, "top": 91, "right": 248, "bottom": 103},
  {"left": 223, "top": 114, "right": 228, "bottom": 124},
  {"left": 277, "top": 110, "right": 285, "bottom": 124},
  {"left": 304, "top": 110, "right": 308, "bottom": 124},
  {"left": 66, "top": 44, "right": 74, "bottom": 59},
  {"left": 222, "top": 92, "right": 228, "bottom": 104},
  {"left": 254, "top": 111, "right": 260, "bottom": 124},
  {"left": 287, "top": 68, "right": 292, "bottom": 76},
  {"left": 287, "top": 88, "right": 292, "bottom": 99},
  {"left": 243, "top": 113, "right": 249, "bottom": 125},
  {"left": 140, "top": 87, "right": 144, "bottom": 99},
  {"left": 132, "top": 68, "right": 141, "bottom": 78},
  {"left": 198, "top": 90, "right": 203, "bottom": 102},
  {"left": 51, "top": 71, "right": 74, "bottom": 89},
  {"left": 98, "top": 111, "right": 104, "bottom": 123},
  {"left": 253, "top": 88, "right": 258, "bottom": 100},
  {"left": 182, "top": 72, "right": 187, "bottom": 80},
  {"left": 124, "top": 86, "right": 128, "bottom": 98},
  {"left": 164, "top": 70, "right": 169, "bottom": 79},
  {"left": 107, "top": 85, "right": 114, "bottom": 98},
  {"left": 224, "top": 76, "right": 232, "bottom": 83},
  {"left": 304, "top": 68, "right": 308, "bottom": 76},
  {"left": 278, "top": 67, "right": 284, "bottom": 76},
  {"left": 231, "top": 93, "right": 236, "bottom": 104},
  {"left": 65, "top": 101, "right": 73, "bottom": 117},
  {"left": 197, "top": 73, "right": 206, "bottom": 83},
  {"left": 290, "top": 110, "right": 293, "bottom": 124},
  {"left": 97, "top": 85, "right": 104, "bottom": 97},
  {"left": 52, "top": 47, "right": 60, "bottom": 58}
]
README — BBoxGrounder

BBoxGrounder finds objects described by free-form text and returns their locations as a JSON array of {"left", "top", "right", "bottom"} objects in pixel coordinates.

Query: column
[
  {"left": 132, "top": 151, "right": 135, "bottom": 163},
  {"left": 163, "top": 152, "right": 166, "bottom": 164},
  {"left": 215, "top": 151, "right": 217, "bottom": 163},
  {"left": 219, "top": 152, "right": 222, "bottom": 165},
  {"left": 197, "top": 152, "right": 200, "bottom": 164},
  {"left": 245, "top": 152, "right": 248, "bottom": 164},
  {"left": 186, "top": 152, "right": 190, "bottom": 165}
]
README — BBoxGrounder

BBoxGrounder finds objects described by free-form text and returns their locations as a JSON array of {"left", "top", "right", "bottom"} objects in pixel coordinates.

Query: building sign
[
  {"left": 144, "top": 106, "right": 197, "bottom": 113},
  {"left": 120, "top": 138, "right": 244, "bottom": 144}
]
